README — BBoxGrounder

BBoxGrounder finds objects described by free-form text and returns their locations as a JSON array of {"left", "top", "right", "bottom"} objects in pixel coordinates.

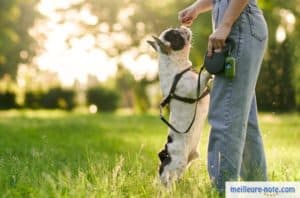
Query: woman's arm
[
  {"left": 178, "top": 0, "right": 213, "bottom": 26},
  {"left": 191, "top": 0, "right": 214, "bottom": 14},
  {"left": 207, "top": 0, "right": 248, "bottom": 56}
]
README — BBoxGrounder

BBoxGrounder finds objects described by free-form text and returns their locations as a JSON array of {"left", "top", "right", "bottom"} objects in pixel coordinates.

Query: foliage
[
  {"left": 40, "top": 88, "right": 76, "bottom": 110},
  {"left": 72, "top": 0, "right": 300, "bottom": 112},
  {"left": 256, "top": 39, "right": 296, "bottom": 111},
  {"left": 0, "top": 111, "right": 299, "bottom": 196},
  {"left": 0, "top": 0, "right": 40, "bottom": 78},
  {"left": 115, "top": 65, "right": 135, "bottom": 108},
  {"left": 24, "top": 88, "right": 76, "bottom": 110},
  {"left": 1, "top": 0, "right": 300, "bottom": 112},
  {"left": 115, "top": 65, "right": 159, "bottom": 113},
  {"left": 87, "top": 87, "right": 120, "bottom": 112},
  {"left": 133, "top": 78, "right": 151, "bottom": 113},
  {"left": 255, "top": 1, "right": 300, "bottom": 111},
  {"left": 63, "top": 0, "right": 191, "bottom": 56},
  {"left": 24, "top": 91, "right": 43, "bottom": 109},
  {"left": 0, "top": 91, "right": 17, "bottom": 109}
]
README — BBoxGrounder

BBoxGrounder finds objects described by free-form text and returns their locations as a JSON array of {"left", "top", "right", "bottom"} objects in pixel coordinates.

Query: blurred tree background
[
  {"left": 0, "top": 0, "right": 40, "bottom": 78},
  {"left": 0, "top": 0, "right": 299, "bottom": 112}
]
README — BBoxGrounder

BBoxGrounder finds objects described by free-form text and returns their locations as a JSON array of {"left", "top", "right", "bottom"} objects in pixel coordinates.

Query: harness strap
[
  {"left": 160, "top": 66, "right": 192, "bottom": 107},
  {"left": 159, "top": 66, "right": 209, "bottom": 134},
  {"left": 172, "top": 94, "right": 199, "bottom": 104},
  {"left": 169, "top": 67, "right": 192, "bottom": 94}
]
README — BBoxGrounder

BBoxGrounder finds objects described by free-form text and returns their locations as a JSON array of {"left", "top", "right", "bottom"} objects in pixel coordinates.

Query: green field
[{"left": 0, "top": 110, "right": 299, "bottom": 197}]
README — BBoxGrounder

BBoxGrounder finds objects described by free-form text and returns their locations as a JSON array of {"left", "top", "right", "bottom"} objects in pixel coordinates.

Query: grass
[{"left": 0, "top": 110, "right": 299, "bottom": 197}]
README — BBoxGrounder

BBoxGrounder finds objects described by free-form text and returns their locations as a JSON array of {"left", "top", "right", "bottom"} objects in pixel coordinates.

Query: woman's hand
[
  {"left": 207, "top": 24, "right": 232, "bottom": 56},
  {"left": 207, "top": 0, "right": 248, "bottom": 56},
  {"left": 178, "top": 5, "right": 199, "bottom": 26},
  {"left": 178, "top": 0, "right": 213, "bottom": 26}
]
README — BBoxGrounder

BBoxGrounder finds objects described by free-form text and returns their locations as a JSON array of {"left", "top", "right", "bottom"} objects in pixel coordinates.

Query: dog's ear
[
  {"left": 147, "top": 40, "right": 157, "bottom": 51},
  {"left": 152, "top": 36, "right": 171, "bottom": 55}
]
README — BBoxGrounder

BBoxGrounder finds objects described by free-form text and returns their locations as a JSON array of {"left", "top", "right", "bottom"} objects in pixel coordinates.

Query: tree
[
  {"left": 256, "top": 39, "right": 296, "bottom": 111},
  {"left": 0, "top": 0, "right": 40, "bottom": 79},
  {"left": 59, "top": 0, "right": 300, "bottom": 111},
  {"left": 115, "top": 64, "right": 135, "bottom": 108},
  {"left": 255, "top": 0, "right": 299, "bottom": 111}
]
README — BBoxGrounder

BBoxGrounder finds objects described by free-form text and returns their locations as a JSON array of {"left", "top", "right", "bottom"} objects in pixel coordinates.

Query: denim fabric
[{"left": 208, "top": 1, "right": 268, "bottom": 191}]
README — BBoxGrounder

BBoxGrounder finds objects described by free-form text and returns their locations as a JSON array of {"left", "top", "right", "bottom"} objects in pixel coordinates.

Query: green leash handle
[{"left": 224, "top": 38, "right": 236, "bottom": 79}]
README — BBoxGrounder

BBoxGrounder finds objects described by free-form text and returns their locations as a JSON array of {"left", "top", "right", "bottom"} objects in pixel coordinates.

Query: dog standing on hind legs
[{"left": 147, "top": 27, "right": 211, "bottom": 186}]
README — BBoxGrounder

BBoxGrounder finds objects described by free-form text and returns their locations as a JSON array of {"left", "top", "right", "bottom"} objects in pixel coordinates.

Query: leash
[{"left": 159, "top": 66, "right": 210, "bottom": 134}]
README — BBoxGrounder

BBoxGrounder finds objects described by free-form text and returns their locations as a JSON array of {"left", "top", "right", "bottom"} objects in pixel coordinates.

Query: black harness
[{"left": 159, "top": 66, "right": 210, "bottom": 134}]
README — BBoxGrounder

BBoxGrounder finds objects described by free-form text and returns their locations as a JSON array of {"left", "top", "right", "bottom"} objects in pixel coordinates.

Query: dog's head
[{"left": 147, "top": 26, "right": 192, "bottom": 57}]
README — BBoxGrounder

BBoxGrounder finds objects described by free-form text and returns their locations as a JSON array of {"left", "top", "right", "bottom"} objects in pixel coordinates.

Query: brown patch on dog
[{"left": 187, "top": 150, "right": 199, "bottom": 163}]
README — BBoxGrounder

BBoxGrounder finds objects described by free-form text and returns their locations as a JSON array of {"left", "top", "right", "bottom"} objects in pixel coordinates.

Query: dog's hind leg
[{"left": 158, "top": 135, "right": 190, "bottom": 186}]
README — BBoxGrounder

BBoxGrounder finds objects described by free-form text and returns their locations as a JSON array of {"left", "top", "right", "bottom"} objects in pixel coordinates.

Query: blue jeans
[{"left": 208, "top": 1, "right": 268, "bottom": 191}]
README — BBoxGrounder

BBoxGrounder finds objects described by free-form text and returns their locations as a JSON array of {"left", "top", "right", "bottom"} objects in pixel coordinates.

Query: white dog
[{"left": 147, "top": 27, "right": 211, "bottom": 186}]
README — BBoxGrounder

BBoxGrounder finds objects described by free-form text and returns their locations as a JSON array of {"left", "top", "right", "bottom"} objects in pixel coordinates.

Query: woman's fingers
[
  {"left": 207, "top": 36, "right": 226, "bottom": 57},
  {"left": 178, "top": 6, "right": 197, "bottom": 25},
  {"left": 182, "top": 16, "right": 192, "bottom": 23},
  {"left": 207, "top": 25, "right": 232, "bottom": 56},
  {"left": 207, "top": 38, "right": 214, "bottom": 57},
  {"left": 182, "top": 17, "right": 193, "bottom": 26},
  {"left": 181, "top": 15, "right": 193, "bottom": 25},
  {"left": 178, "top": 9, "right": 189, "bottom": 23},
  {"left": 215, "top": 40, "right": 225, "bottom": 49},
  {"left": 178, "top": 10, "right": 186, "bottom": 20}
]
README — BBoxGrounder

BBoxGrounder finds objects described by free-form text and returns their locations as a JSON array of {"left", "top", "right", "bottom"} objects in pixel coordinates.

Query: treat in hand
[{"left": 178, "top": 5, "right": 198, "bottom": 26}]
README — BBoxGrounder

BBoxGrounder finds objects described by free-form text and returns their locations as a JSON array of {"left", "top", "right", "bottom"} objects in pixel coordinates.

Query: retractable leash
[
  {"left": 204, "top": 38, "right": 236, "bottom": 79},
  {"left": 159, "top": 66, "right": 210, "bottom": 134}
]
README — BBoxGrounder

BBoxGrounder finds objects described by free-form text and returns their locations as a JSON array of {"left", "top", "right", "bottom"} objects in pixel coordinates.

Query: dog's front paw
[
  {"left": 159, "top": 163, "right": 186, "bottom": 187},
  {"left": 160, "top": 171, "right": 172, "bottom": 187}
]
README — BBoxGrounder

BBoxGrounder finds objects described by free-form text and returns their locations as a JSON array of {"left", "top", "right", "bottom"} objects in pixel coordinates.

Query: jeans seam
[
  {"left": 217, "top": 80, "right": 233, "bottom": 185},
  {"left": 217, "top": 25, "right": 243, "bottom": 185}
]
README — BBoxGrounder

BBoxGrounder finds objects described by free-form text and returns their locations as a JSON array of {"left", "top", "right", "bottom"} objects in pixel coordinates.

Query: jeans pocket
[{"left": 246, "top": 10, "right": 268, "bottom": 41}]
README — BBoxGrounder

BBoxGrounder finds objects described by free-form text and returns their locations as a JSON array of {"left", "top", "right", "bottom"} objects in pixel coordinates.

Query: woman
[{"left": 178, "top": 0, "right": 268, "bottom": 191}]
